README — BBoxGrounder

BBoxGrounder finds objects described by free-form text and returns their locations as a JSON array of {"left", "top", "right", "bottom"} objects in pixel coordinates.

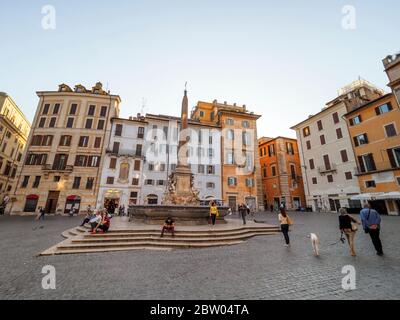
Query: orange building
[
  {"left": 191, "top": 100, "right": 264, "bottom": 211},
  {"left": 258, "top": 137, "right": 306, "bottom": 211},
  {"left": 344, "top": 93, "right": 400, "bottom": 215}
]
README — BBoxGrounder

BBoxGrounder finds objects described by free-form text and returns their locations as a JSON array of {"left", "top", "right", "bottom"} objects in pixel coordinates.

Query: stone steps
[{"left": 41, "top": 224, "right": 280, "bottom": 256}]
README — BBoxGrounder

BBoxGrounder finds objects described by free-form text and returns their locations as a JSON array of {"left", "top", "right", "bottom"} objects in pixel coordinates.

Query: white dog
[{"left": 308, "top": 233, "right": 320, "bottom": 256}]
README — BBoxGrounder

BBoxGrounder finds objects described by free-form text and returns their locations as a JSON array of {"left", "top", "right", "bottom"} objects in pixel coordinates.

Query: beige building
[
  {"left": 12, "top": 83, "right": 120, "bottom": 215},
  {"left": 0, "top": 92, "right": 30, "bottom": 210}
]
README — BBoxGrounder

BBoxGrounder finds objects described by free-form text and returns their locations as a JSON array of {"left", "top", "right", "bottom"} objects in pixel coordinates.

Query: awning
[
  {"left": 350, "top": 192, "right": 400, "bottom": 201},
  {"left": 66, "top": 195, "right": 81, "bottom": 201},
  {"left": 26, "top": 194, "right": 39, "bottom": 200},
  {"left": 376, "top": 192, "right": 400, "bottom": 200}
]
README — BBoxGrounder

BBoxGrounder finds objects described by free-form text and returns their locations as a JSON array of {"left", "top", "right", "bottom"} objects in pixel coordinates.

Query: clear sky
[{"left": 1, "top": 0, "right": 399, "bottom": 138}]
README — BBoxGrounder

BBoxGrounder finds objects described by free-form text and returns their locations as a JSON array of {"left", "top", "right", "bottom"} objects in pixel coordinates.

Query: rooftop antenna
[{"left": 140, "top": 97, "right": 147, "bottom": 115}]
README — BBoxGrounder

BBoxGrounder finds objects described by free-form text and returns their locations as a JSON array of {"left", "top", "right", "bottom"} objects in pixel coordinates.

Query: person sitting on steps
[{"left": 161, "top": 217, "right": 175, "bottom": 237}]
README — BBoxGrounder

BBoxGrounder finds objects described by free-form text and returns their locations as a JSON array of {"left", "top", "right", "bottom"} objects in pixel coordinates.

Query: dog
[{"left": 308, "top": 233, "right": 320, "bottom": 256}]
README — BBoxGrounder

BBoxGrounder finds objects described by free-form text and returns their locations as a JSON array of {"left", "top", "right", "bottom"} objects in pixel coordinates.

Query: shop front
[{"left": 64, "top": 195, "right": 81, "bottom": 214}]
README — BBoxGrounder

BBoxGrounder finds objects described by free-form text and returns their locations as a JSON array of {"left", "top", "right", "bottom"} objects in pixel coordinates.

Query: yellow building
[
  {"left": 0, "top": 92, "right": 31, "bottom": 211},
  {"left": 12, "top": 83, "right": 120, "bottom": 215},
  {"left": 344, "top": 93, "right": 400, "bottom": 215},
  {"left": 191, "top": 100, "right": 264, "bottom": 211}
]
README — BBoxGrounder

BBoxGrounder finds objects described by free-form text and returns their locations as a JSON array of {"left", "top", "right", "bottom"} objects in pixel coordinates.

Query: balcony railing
[
  {"left": 318, "top": 163, "right": 337, "bottom": 175},
  {"left": 354, "top": 161, "right": 399, "bottom": 176},
  {"left": 42, "top": 164, "right": 74, "bottom": 172},
  {"left": 106, "top": 148, "right": 144, "bottom": 158}
]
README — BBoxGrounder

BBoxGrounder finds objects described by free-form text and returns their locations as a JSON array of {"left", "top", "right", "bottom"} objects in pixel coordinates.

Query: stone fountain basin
[{"left": 128, "top": 205, "right": 230, "bottom": 225}]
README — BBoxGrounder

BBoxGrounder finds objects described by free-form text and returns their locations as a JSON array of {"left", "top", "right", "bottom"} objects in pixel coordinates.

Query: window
[
  {"left": 53, "top": 103, "right": 60, "bottom": 114},
  {"left": 134, "top": 160, "right": 141, "bottom": 171},
  {"left": 290, "top": 164, "right": 296, "bottom": 179},
  {"left": 353, "top": 134, "right": 368, "bottom": 147},
  {"left": 88, "top": 156, "right": 100, "bottom": 167},
  {"left": 209, "top": 135, "right": 213, "bottom": 144},
  {"left": 132, "top": 178, "right": 139, "bottom": 185},
  {"left": 375, "top": 102, "right": 393, "bottom": 115},
  {"left": 327, "top": 175, "right": 333, "bottom": 183},
  {"left": 66, "top": 117, "right": 74, "bottom": 128},
  {"left": 43, "top": 104, "right": 50, "bottom": 115},
  {"left": 332, "top": 112, "right": 339, "bottom": 124},
  {"left": 78, "top": 136, "right": 89, "bottom": 147},
  {"left": 317, "top": 120, "right": 323, "bottom": 131},
  {"left": 320, "top": 135, "right": 326, "bottom": 145},
  {"left": 246, "top": 178, "right": 254, "bottom": 187},
  {"left": 42, "top": 135, "right": 53, "bottom": 146},
  {"left": 309, "top": 159, "right": 315, "bottom": 170},
  {"left": 384, "top": 123, "right": 397, "bottom": 137},
  {"left": 97, "top": 120, "right": 105, "bottom": 130},
  {"left": 207, "top": 182, "right": 215, "bottom": 189},
  {"left": 24, "top": 196, "right": 38, "bottom": 212},
  {"left": 271, "top": 166, "right": 277, "bottom": 176},
  {"left": 336, "top": 128, "right": 343, "bottom": 139},
  {"left": 365, "top": 180, "right": 376, "bottom": 188},
  {"left": 207, "top": 165, "right": 215, "bottom": 174},
  {"left": 31, "top": 135, "right": 42, "bottom": 146},
  {"left": 74, "top": 155, "right": 86, "bottom": 167},
  {"left": 115, "top": 124, "right": 123, "bottom": 136},
  {"left": 86, "top": 178, "right": 94, "bottom": 190},
  {"left": 312, "top": 177, "right": 317, "bottom": 184},
  {"left": 59, "top": 135, "right": 72, "bottom": 146},
  {"left": 138, "top": 127, "right": 145, "bottom": 139},
  {"left": 306, "top": 140, "right": 311, "bottom": 150},
  {"left": 148, "top": 163, "right": 154, "bottom": 171},
  {"left": 38, "top": 118, "right": 46, "bottom": 128},
  {"left": 21, "top": 176, "right": 30, "bottom": 188},
  {"left": 227, "top": 177, "right": 237, "bottom": 186},
  {"left": 387, "top": 147, "right": 400, "bottom": 168},
  {"left": 358, "top": 154, "right": 376, "bottom": 173},
  {"left": 345, "top": 172, "right": 353, "bottom": 180},
  {"left": 226, "top": 118, "right": 234, "bottom": 125},
  {"left": 268, "top": 144, "right": 275, "bottom": 156},
  {"left": 226, "top": 152, "right": 234, "bottom": 165},
  {"left": 49, "top": 117, "right": 56, "bottom": 128},
  {"left": 88, "top": 105, "right": 95, "bottom": 116},
  {"left": 303, "top": 126, "right": 310, "bottom": 137},
  {"left": 242, "top": 132, "right": 251, "bottom": 146},
  {"left": 159, "top": 163, "right": 166, "bottom": 172},
  {"left": 109, "top": 158, "right": 117, "bottom": 169},
  {"left": 32, "top": 176, "right": 41, "bottom": 188},
  {"left": 85, "top": 119, "right": 93, "bottom": 129},
  {"left": 323, "top": 154, "right": 331, "bottom": 170},
  {"left": 242, "top": 121, "right": 250, "bottom": 128},
  {"left": 130, "top": 192, "right": 138, "bottom": 199},
  {"left": 112, "top": 142, "right": 120, "bottom": 154},
  {"left": 106, "top": 177, "right": 114, "bottom": 185},
  {"left": 208, "top": 148, "right": 214, "bottom": 157},
  {"left": 227, "top": 129, "right": 234, "bottom": 140},
  {"left": 69, "top": 104, "right": 77, "bottom": 115},
  {"left": 72, "top": 177, "right": 81, "bottom": 189},
  {"left": 198, "top": 165, "right": 205, "bottom": 174},
  {"left": 262, "top": 166, "right": 267, "bottom": 177},
  {"left": 145, "top": 179, "right": 154, "bottom": 185},
  {"left": 100, "top": 106, "right": 107, "bottom": 117},
  {"left": 157, "top": 180, "right": 165, "bottom": 186},
  {"left": 286, "top": 142, "right": 294, "bottom": 155},
  {"left": 350, "top": 115, "right": 362, "bottom": 126},
  {"left": 94, "top": 137, "right": 101, "bottom": 148},
  {"left": 340, "top": 149, "right": 348, "bottom": 163},
  {"left": 52, "top": 154, "right": 68, "bottom": 170},
  {"left": 136, "top": 144, "right": 142, "bottom": 157}
]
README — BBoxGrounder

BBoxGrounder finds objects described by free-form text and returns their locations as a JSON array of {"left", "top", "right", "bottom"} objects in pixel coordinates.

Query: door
[
  {"left": 370, "top": 200, "right": 388, "bottom": 215},
  {"left": 334, "top": 200, "right": 341, "bottom": 212},
  {"left": 293, "top": 197, "right": 300, "bottom": 209},
  {"left": 228, "top": 196, "right": 237, "bottom": 212},
  {"left": 245, "top": 197, "right": 256, "bottom": 213},
  {"left": 45, "top": 191, "right": 60, "bottom": 214},
  {"left": 274, "top": 197, "right": 280, "bottom": 210}
]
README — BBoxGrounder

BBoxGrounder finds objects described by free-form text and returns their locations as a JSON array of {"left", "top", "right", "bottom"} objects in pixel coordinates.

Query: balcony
[
  {"left": 42, "top": 164, "right": 74, "bottom": 172},
  {"left": 318, "top": 163, "right": 337, "bottom": 175},
  {"left": 354, "top": 161, "right": 399, "bottom": 176},
  {"left": 106, "top": 148, "right": 144, "bottom": 158}
]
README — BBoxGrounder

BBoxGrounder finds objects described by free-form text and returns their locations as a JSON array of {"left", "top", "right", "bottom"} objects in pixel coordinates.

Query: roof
[
  {"left": 343, "top": 93, "right": 394, "bottom": 117},
  {"left": 145, "top": 113, "right": 221, "bottom": 128},
  {"left": 258, "top": 136, "right": 297, "bottom": 145}
]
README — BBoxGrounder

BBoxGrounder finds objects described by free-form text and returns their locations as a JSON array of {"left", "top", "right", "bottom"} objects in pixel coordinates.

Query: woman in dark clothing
[{"left": 339, "top": 208, "right": 360, "bottom": 256}]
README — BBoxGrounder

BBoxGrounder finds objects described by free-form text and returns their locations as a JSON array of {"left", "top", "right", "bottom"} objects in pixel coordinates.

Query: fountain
[{"left": 129, "top": 86, "right": 229, "bottom": 225}]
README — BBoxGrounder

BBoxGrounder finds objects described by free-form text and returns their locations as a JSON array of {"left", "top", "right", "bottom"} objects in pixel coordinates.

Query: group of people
[
  {"left": 277, "top": 203, "right": 384, "bottom": 257},
  {"left": 80, "top": 206, "right": 112, "bottom": 234}
]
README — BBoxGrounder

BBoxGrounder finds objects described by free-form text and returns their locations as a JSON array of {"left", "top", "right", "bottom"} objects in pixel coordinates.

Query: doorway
[
  {"left": 228, "top": 196, "right": 237, "bottom": 212},
  {"left": 369, "top": 200, "right": 388, "bottom": 215},
  {"left": 45, "top": 191, "right": 60, "bottom": 214}
]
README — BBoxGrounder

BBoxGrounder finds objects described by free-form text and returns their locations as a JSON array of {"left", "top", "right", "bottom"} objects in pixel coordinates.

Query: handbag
[
  {"left": 287, "top": 215, "right": 294, "bottom": 225},
  {"left": 351, "top": 222, "right": 358, "bottom": 232}
]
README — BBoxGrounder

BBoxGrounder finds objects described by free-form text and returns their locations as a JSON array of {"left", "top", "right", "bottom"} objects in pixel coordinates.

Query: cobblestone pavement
[{"left": 0, "top": 212, "right": 399, "bottom": 300}]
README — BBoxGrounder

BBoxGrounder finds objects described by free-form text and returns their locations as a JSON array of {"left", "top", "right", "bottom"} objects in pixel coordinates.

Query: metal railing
[
  {"left": 318, "top": 163, "right": 337, "bottom": 174},
  {"left": 354, "top": 161, "right": 399, "bottom": 176},
  {"left": 42, "top": 164, "right": 74, "bottom": 172}
]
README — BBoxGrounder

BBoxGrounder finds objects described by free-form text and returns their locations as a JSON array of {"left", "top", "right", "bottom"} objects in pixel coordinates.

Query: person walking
[
  {"left": 239, "top": 203, "right": 247, "bottom": 225},
  {"left": 339, "top": 208, "right": 360, "bottom": 257},
  {"left": 278, "top": 207, "right": 292, "bottom": 246},
  {"left": 270, "top": 204, "right": 274, "bottom": 213},
  {"left": 360, "top": 203, "right": 384, "bottom": 256},
  {"left": 36, "top": 207, "right": 45, "bottom": 221},
  {"left": 209, "top": 202, "right": 219, "bottom": 226}
]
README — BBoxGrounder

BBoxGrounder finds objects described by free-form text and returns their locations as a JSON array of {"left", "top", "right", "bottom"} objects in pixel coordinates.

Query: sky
[{"left": 0, "top": 0, "right": 399, "bottom": 138}]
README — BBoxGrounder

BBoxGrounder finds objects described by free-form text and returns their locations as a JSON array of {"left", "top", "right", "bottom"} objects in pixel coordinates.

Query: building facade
[
  {"left": 0, "top": 92, "right": 30, "bottom": 210},
  {"left": 12, "top": 83, "right": 120, "bottom": 215},
  {"left": 191, "top": 100, "right": 264, "bottom": 212},
  {"left": 258, "top": 136, "right": 306, "bottom": 211},
  {"left": 344, "top": 93, "right": 400, "bottom": 215},
  {"left": 291, "top": 80, "right": 384, "bottom": 212},
  {"left": 383, "top": 52, "right": 400, "bottom": 105}
]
